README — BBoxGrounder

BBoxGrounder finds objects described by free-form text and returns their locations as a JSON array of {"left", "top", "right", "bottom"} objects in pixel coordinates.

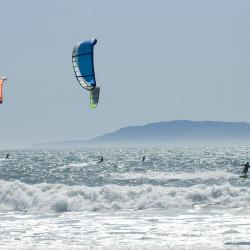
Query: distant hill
[{"left": 33, "top": 120, "right": 250, "bottom": 148}]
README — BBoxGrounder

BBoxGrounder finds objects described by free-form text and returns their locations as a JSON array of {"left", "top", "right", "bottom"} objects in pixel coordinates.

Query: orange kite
[{"left": 0, "top": 76, "right": 7, "bottom": 103}]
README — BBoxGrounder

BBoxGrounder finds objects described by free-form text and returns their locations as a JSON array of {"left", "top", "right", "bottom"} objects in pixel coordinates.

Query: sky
[{"left": 0, "top": 0, "right": 250, "bottom": 148}]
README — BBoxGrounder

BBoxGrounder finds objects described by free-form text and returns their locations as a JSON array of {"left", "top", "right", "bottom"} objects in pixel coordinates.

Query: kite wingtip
[
  {"left": 0, "top": 76, "right": 7, "bottom": 81},
  {"left": 91, "top": 38, "right": 97, "bottom": 45}
]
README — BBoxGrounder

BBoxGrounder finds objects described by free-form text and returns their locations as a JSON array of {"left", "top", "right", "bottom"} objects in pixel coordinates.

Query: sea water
[{"left": 0, "top": 147, "right": 250, "bottom": 249}]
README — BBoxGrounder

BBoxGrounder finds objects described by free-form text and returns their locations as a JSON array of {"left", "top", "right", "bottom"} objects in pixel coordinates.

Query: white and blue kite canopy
[
  {"left": 72, "top": 38, "right": 97, "bottom": 91},
  {"left": 72, "top": 38, "right": 100, "bottom": 109}
]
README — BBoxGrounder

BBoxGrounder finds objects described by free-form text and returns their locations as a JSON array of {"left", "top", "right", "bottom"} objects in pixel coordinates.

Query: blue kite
[{"left": 72, "top": 39, "right": 100, "bottom": 109}]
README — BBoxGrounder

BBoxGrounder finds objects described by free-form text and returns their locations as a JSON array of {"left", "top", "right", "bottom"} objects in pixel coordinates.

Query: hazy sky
[{"left": 0, "top": 0, "right": 250, "bottom": 148}]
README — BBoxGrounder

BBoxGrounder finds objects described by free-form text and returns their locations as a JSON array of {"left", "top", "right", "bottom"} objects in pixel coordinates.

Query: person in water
[
  {"left": 241, "top": 162, "right": 250, "bottom": 176},
  {"left": 5, "top": 153, "right": 9, "bottom": 159},
  {"left": 142, "top": 156, "right": 145, "bottom": 162},
  {"left": 98, "top": 156, "right": 103, "bottom": 163}
]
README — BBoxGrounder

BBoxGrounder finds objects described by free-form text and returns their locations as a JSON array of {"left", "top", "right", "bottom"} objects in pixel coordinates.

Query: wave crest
[{"left": 0, "top": 180, "right": 249, "bottom": 212}]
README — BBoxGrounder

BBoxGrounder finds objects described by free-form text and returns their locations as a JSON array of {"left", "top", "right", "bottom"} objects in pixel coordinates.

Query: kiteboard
[{"left": 239, "top": 175, "right": 248, "bottom": 178}]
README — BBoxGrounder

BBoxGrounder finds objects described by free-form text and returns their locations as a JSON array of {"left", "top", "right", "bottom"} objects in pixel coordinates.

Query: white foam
[
  {"left": 0, "top": 180, "right": 249, "bottom": 212},
  {"left": 111, "top": 170, "right": 237, "bottom": 181},
  {"left": 68, "top": 162, "right": 89, "bottom": 167},
  {"left": 1, "top": 245, "right": 232, "bottom": 250},
  {"left": 0, "top": 158, "right": 8, "bottom": 162}
]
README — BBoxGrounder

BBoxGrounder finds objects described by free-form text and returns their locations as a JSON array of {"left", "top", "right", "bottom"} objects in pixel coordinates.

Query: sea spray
[{"left": 0, "top": 180, "right": 250, "bottom": 212}]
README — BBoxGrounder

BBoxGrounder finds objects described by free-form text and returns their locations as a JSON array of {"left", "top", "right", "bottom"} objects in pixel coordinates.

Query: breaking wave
[{"left": 0, "top": 180, "right": 250, "bottom": 212}]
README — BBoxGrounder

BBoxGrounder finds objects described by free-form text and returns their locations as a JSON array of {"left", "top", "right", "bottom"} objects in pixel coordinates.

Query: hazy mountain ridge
[{"left": 33, "top": 120, "right": 250, "bottom": 148}]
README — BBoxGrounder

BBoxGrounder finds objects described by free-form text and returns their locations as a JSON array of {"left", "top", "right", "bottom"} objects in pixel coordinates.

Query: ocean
[{"left": 0, "top": 147, "right": 250, "bottom": 250}]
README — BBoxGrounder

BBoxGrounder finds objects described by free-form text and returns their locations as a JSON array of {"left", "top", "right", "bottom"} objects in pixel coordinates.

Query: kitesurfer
[
  {"left": 142, "top": 156, "right": 145, "bottom": 162},
  {"left": 5, "top": 153, "right": 9, "bottom": 159},
  {"left": 241, "top": 162, "right": 249, "bottom": 176},
  {"left": 98, "top": 156, "right": 103, "bottom": 163}
]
